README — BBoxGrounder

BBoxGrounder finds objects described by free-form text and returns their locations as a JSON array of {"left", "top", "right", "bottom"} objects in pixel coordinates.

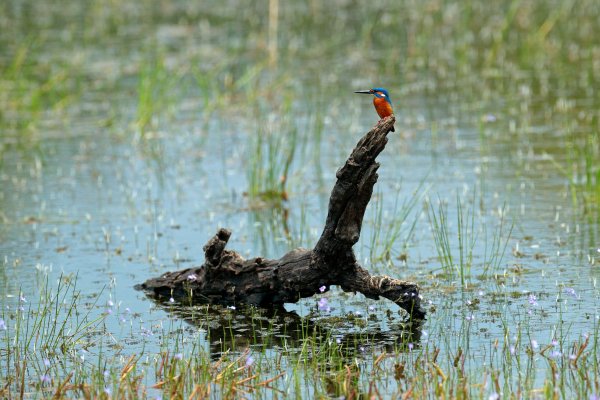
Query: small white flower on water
[
  {"left": 44, "top": 358, "right": 51, "bottom": 367},
  {"left": 319, "top": 285, "right": 326, "bottom": 293},
  {"left": 169, "top": 297, "right": 175, "bottom": 303},
  {"left": 408, "top": 343, "right": 414, "bottom": 351},
  {"left": 488, "top": 392, "right": 500, "bottom": 400},
  {"left": 510, "top": 345, "right": 516, "bottom": 355},
  {"left": 368, "top": 305, "right": 375, "bottom": 312},
  {"left": 355, "top": 311, "right": 362, "bottom": 316},
  {"left": 478, "top": 290, "right": 484, "bottom": 296},
  {"left": 107, "top": 300, "right": 114, "bottom": 307},
  {"left": 569, "top": 354, "right": 577, "bottom": 360},
  {"left": 466, "top": 314, "right": 475, "bottom": 321},
  {"left": 227, "top": 305, "right": 236, "bottom": 310},
  {"left": 187, "top": 274, "right": 198, "bottom": 281},
  {"left": 336, "top": 337, "right": 341, "bottom": 344},
  {"left": 531, "top": 339, "right": 539, "bottom": 349},
  {"left": 19, "top": 294, "right": 27, "bottom": 303},
  {"left": 174, "top": 353, "right": 183, "bottom": 360},
  {"left": 0, "top": 318, "right": 6, "bottom": 330}
]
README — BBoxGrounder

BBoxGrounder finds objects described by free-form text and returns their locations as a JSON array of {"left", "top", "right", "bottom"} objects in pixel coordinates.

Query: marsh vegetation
[{"left": 1, "top": 0, "right": 599, "bottom": 398}]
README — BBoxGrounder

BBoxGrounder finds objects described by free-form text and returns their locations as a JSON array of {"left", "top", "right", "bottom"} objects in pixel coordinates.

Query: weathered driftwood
[{"left": 137, "top": 116, "right": 425, "bottom": 319}]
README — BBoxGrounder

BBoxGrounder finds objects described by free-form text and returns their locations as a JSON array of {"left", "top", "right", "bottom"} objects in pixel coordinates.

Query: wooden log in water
[{"left": 136, "top": 116, "right": 425, "bottom": 320}]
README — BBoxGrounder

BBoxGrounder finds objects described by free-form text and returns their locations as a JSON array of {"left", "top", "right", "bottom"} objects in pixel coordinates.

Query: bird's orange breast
[{"left": 373, "top": 97, "right": 394, "bottom": 118}]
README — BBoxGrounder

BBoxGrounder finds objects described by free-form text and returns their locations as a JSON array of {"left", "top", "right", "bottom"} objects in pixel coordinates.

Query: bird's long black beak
[{"left": 354, "top": 90, "right": 372, "bottom": 94}]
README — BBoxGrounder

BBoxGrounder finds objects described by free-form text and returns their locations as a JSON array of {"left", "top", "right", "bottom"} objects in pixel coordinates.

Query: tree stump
[{"left": 137, "top": 116, "right": 426, "bottom": 319}]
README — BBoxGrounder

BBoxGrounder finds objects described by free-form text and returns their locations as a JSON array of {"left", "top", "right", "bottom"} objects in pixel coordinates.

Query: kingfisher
[{"left": 354, "top": 87, "right": 395, "bottom": 132}]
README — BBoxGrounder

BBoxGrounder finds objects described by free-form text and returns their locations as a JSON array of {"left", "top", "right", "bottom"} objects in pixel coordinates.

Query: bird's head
[{"left": 354, "top": 87, "right": 392, "bottom": 104}]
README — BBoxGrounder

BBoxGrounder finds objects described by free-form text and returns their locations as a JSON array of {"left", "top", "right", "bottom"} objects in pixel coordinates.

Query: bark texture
[{"left": 137, "top": 116, "right": 425, "bottom": 319}]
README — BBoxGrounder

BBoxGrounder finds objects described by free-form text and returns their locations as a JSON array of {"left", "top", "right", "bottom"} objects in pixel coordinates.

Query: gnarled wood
[{"left": 137, "top": 116, "right": 426, "bottom": 319}]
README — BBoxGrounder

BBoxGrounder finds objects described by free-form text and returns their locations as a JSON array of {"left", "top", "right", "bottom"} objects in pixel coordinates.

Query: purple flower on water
[
  {"left": 107, "top": 300, "right": 114, "bottom": 307},
  {"left": 40, "top": 374, "right": 51, "bottom": 384},
  {"left": 569, "top": 354, "right": 577, "bottom": 360},
  {"left": 564, "top": 287, "right": 577, "bottom": 298},
  {"left": 489, "top": 393, "right": 500, "bottom": 400},
  {"left": 466, "top": 314, "right": 475, "bottom": 321},
  {"left": 318, "top": 297, "right": 330, "bottom": 312},
  {"left": 174, "top": 353, "right": 183, "bottom": 360},
  {"left": 103, "top": 370, "right": 110, "bottom": 379},
  {"left": 528, "top": 294, "right": 538, "bottom": 306},
  {"left": 104, "top": 387, "right": 111, "bottom": 395},
  {"left": 19, "top": 294, "right": 27, "bottom": 303},
  {"left": 319, "top": 285, "right": 326, "bottom": 293},
  {"left": 589, "top": 394, "right": 599, "bottom": 400},
  {"left": 408, "top": 343, "right": 414, "bottom": 351},
  {"left": 187, "top": 274, "right": 197, "bottom": 281},
  {"left": 0, "top": 318, "right": 6, "bottom": 330},
  {"left": 510, "top": 345, "right": 516, "bottom": 355},
  {"left": 104, "top": 308, "right": 112, "bottom": 315},
  {"left": 43, "top": 358, "right": 51, "bottom": 367},
  {"left": 550, "top": 350, "right": 562, "bottom": 358},
  {"left": 245, "top": 355, "right": 254, "bottom": 367},
  {"left": 531, "top": 339, "right": 539, "bottom": 349},
  {"left": 484, "top": 114, "right": 497, "bottom": 123}
]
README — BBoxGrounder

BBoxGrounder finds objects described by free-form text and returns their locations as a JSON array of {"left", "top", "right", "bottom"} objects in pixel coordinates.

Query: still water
[{"left": 1, "top": 0, "right": 599, "bottom": 397}]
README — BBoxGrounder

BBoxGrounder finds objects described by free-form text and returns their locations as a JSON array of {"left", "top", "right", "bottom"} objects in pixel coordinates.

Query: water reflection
[{"left": 152, "top": 299, "right": 424, "bottom": 362}]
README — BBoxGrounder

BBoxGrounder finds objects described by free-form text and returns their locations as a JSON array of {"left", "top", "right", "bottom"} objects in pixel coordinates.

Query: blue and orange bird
[{"left": 354, "top": 87, "right": 395, "bottom": 132}]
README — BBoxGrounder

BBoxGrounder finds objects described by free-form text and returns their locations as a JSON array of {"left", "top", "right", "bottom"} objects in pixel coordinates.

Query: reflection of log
[
  {"left": 137, "top": 116, "right": 425, "bottom": 319},
  {"left": 154, "top": 303, "right": 423, "bottom": 359}
]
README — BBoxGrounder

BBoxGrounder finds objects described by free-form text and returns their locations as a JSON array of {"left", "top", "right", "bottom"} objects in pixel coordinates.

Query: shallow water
[{"left": 1, "top": 0, "right": 599, "bottom": 397}]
